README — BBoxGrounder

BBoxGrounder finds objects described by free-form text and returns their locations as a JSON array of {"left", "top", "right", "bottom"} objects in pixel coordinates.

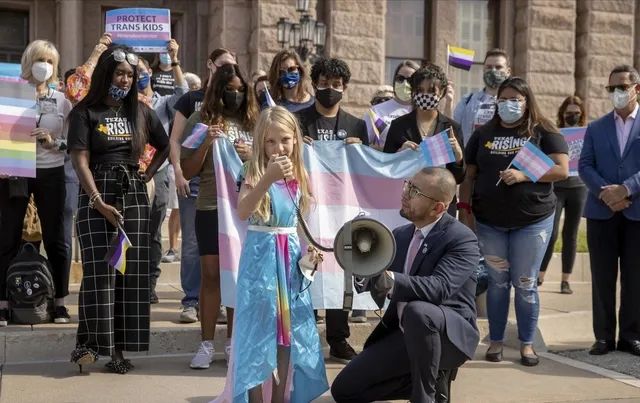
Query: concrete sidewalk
[{"left": 2, "top": 346, "right": 640, "bottom": 403}]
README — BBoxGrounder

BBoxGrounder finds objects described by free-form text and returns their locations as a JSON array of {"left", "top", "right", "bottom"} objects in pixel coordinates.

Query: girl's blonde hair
[
  {"left": 244, "top": 106, "right": 312, "bottom": 223},
  {"left": 20, "top": 40, "right": 60, "bottom": 87}
]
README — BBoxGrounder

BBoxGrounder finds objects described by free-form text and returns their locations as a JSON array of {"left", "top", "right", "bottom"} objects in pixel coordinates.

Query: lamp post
[{"left": 276, "top": 2, "right": 326, "bottom": 62}]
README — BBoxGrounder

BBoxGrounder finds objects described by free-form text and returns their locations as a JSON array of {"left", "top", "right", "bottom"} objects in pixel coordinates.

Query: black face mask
[
  {"left": 564, "top": 113, "right": 581, "bottom": 127},
  {"left": 223, "top": 90, "right": 244, "bottom": 112},
  {"left": 315, "top": 87, "right": 343, "bottom": 108}
]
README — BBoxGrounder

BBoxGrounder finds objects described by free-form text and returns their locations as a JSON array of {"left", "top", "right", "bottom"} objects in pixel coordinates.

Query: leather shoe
[
  {"left": 589, "top": 340, "right": 615, "bottom": 355},
  {"left": 520, "top": 351, "right": 539, "bottom": 367},
  {"left": 434, "top": 368, "right": 457, "bottom": 403},
  {"left": 485, "top": 347, "right": 503, "bottom": 362},
  {"left": 617, "top": 339, "right": 640, "bottom": 356}
]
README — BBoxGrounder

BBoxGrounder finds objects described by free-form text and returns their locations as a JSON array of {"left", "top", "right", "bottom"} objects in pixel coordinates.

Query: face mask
[
  {"left": 280, "top": 71, "right": 300, "bottom": 89},
  {"left": 611, "top": 88, "right": 632, "bottom": 110},
  {"left": 223, "top": 90, "right": 244, "bottom": 112},
  {"left": 108, "top": 84, "right": 130, "bottom": 101},
  {"left": 483, "top": 69, "right": 508, "bottom": 89},
  {"left": 137, "top": 73, "right": 150, "bottom": 91},
  {"left": 159, "top": 53, "right": 171, "bottom": 66},
  {"left": 413, "top": 92, "right": 440, "bottom": 110},
  {"left": 315, "top": 87, "right": 343, "bottom": 108},
  {"left": 31, "top": 62, "right": 53, "bottom": 83},
  {"left": 498, "top": 100, "right": 524, "bottom": 124},
  {"left": 564, "top": 113, "right": 580, "bottom": 127},
  {"left": 394, "top": 81, "right": 412, "bottom": 103}
]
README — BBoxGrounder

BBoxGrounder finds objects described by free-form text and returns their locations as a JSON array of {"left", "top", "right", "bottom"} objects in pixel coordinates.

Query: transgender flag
[
  {"left": 181, "top": 122, "right": 208, "bottom": 149},
  {"left": 213, "top": 139, "right": 428, "bottom": 309},
  {"left": 511, "top": 141, "right": 555, "bottom": 182},
  {"left": 447, "top": 45, "right": 475, "bottom": 71},
  {"left": 420, "top": 129, "right": 456, "bottom": 167}
]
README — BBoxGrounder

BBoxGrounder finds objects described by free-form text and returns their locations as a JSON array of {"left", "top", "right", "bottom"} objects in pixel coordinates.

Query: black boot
[
  {"left": 149, "top": 278, "right": 159, "bottom": 304},
  {"left": 435, "top": 368, "right": 457, "bottom": 403}
]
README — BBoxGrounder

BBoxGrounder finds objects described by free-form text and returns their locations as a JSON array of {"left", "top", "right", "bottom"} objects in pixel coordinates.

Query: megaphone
[{"left": 298, "top": 212, "right": 396, "bottom": 311}]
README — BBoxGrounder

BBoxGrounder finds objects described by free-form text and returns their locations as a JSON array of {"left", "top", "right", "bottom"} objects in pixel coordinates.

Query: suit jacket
[
  {"left": 383, "top": 110, "right": 465, "bottom": 184},
  {"left": 296, "top": 104, "right": 369, "bottom": 145},
  {"left": 579, "top": 110, "right": 640, "bottom": 220},
  {"left": 364, "top": 213, "right": 481, "bottom": 360}
]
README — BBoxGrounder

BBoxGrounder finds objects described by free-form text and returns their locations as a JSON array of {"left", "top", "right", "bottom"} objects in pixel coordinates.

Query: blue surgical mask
[
  {"left": 137, "top": 73, "right": 150, "bottom": 91},
  {"left": 498, "top": 100, "right": 524, "bottom": 124},
  {"left": 280, "top": 71, "right": 300, "bottom": 89},
  {"left": 108, "top": 84, "right": 130, "bottom": 101},
  {"left": 159, "top": 53, "right": 171, "bottom": 66}
]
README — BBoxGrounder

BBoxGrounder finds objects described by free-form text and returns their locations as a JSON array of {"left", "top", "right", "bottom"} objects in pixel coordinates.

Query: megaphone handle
[{"left": 343, "top": 267, "right": 353, "bottom": 311}]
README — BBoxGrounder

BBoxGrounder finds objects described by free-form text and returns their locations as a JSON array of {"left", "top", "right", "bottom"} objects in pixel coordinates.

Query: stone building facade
[{"left": 1, "top": 0, "right": 639, "bottom": 120}]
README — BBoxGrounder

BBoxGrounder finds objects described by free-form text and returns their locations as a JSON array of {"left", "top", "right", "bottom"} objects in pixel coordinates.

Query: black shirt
[
  {"left": 174, "top": 89, "right": 205, "bottom": 119},
  {"left": 296, "top": 105, "right": 368, "bottom": 144},
  {"left": 151, "top": 70, "right": 175, "bottom": 96},
  {"left": 465, "top": 121, "right": 568, "bottom": 228},
  {"left": 67, "top": 103, "right": 169, "bottom": 166},
  {"left": 315, "top": 115, "right": 339, "bottom": 140}
]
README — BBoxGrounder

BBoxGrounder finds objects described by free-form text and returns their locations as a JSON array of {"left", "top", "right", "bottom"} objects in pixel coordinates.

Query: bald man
[{"left": 332, "top": 168, "right": 481, "bottom": 403}]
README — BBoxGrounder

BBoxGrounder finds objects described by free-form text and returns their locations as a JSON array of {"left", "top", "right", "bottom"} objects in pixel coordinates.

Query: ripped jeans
[{"left": 476, "top": 214, "right": 554, "bottom": 344}]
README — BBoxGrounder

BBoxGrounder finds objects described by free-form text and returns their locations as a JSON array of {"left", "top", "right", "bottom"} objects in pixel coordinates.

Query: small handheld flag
[
  {"left": 181, "top": 123, "right": 208, "bottom": 149},
  {"left": 419, "top": 129, "right": 456, "bottom": 167},
  {"left": 447, "top": 45, "right": 475, "bottom": 71},
  {"left": 264, "top": 87, "right": 277, "bottom": 108},
  {"left": 104, "top": 226, "right": 132, "bottom": 274},
  {"left": 367, "top": 108, "right": 388, "bottom": 145},
  {"left": 510, "top": 141, "right": 555, "bottom": 183}
]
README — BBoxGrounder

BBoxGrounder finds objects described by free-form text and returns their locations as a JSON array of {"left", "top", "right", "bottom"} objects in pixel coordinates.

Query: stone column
[
  {"left": 429, "top": 0, "right": 458, "bottom": 68},
  {"left": 576, "top": 0, "right": 635, "bottom": 120},
  {"left": 56, "top": 0, "right": 83, "bottom": 74},
  {"left": 513, "top": 0, "right": 577, "bottom": 119}
]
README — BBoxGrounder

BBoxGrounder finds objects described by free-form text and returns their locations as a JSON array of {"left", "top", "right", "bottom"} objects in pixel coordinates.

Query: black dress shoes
[
  {"left": 434, "top": 368, "right": 458, "bottom": 403},
  {"left": 485, "top": 347, "right": 503, "bottom": 362},
  {"left": 617, "top": 339, "right": 640, "bottom": 356},
  {"left": 589, "top": 340, "right": 615, "bottom": 355}
]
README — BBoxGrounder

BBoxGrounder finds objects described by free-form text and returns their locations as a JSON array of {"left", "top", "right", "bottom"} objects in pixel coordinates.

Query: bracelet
[
  {"left": 171, "top": 60, "right": 180, "bottom": 67},
  {"left": 88, "top": 192, "right": 102, "bottom": 209},
  {"left": 456, "top": 201, "right": 472, "bottom": 213}
]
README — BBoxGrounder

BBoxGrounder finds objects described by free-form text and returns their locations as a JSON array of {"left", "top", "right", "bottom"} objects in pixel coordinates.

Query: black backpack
[{"left": 6, "top": 243, "right": 55, "bottom": 324}]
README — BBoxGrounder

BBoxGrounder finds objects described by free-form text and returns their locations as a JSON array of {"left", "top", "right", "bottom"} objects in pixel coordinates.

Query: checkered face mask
[{"left": 413, "top": 92, "right": 440, "bottom": 110}]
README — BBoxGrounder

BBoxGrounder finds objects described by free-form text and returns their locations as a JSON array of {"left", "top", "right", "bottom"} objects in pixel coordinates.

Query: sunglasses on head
[
  {"left": 605, "top": 83, "right": 635, "bottom": 93},
  {"left": 395, "top": 75, "right": 411, "bottom": 84},
  {"left": 110, "top": 49, "right": 139, "bottom": 67}
]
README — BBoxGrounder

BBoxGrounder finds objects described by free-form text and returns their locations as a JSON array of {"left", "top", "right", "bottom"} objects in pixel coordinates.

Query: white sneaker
[
  {"left": 224, "top": 339, "right": 231, "bottom": 365},
  {"left": 190, "top": 341, "right": 214, "bottom": 369},
  {"left": 180, "top": 306, "right": 198, "bottom": 323},
  {"left": 217, "top": 306, "right": 228, "bottom": 324}
]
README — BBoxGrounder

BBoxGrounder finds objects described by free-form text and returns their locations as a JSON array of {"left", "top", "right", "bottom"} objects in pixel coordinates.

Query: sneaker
[
  {"left": 350, "top": 310, "right": 367, "bottom": 323},
  {"left": 180, "top": 306, "right": 198, "bottom": 323},
  {"left": 190, "top": 341, "right": 214, "bottom": 369},
  {"left": 0, "top": 309, "right": 8, "bottom": 327},
  {"left": 150, "top": 289, "right": 159, "bottom": 304},
  {"left": 561, "top": 281, "right": 573, "bottom": 295},
  {"left": 330, "top": 340, "right": 357, "bottom": 364},
  {"left": 217, "top": 306, "right": 227, "bottom": 324},
  {"left": 161, "top": 249, "right": 179, "bottom": 263},
  {"left": 53, "top": 306, "right": 71, "bottom": 324},
  {"left": 224, "top": 339, "right": 231, "bottom": 365}
]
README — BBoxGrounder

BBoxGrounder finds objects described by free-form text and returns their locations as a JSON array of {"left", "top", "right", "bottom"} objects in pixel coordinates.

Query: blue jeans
[
  {"left": 179, "top": 195, "right": 200, "bottom": 307},
  {"left": 476, "top": 214, "right": 554, "bottom": 344}
]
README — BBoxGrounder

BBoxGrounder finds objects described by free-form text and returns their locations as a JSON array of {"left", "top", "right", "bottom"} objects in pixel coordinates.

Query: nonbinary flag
[
  {"left": 367, "top": 108, "right": 387, "bottom": 145},
  {"left": 104, "top": 226, "right": 132, "bottom": 274},
  {"left": 447, "top": 45, "right": 475, "bottom": 71},
  {"left": 181, "top": 122, "right": 208, "bottom": 149},
  {"left": 511, "top": 141, "right": 555, "bottom": 182},
  {"left": 213, "top": 139, "right": 428, "bottom": 309},
  {"left": 420, "top": 129, "right": 456, "bottom": 167}
]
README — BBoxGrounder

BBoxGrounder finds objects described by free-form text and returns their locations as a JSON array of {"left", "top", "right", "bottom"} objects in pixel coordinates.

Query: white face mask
[
  {"left": 610, "top": 88, "right": 633, "bottom": 110},
  {"left": 31, "top": 61, "right": 53, "bottom": 83}
]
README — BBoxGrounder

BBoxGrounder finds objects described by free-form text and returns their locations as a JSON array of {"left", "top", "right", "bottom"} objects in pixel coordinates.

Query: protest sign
[{"left": 106, "top": 8, "right": 171, "bottom": 53}]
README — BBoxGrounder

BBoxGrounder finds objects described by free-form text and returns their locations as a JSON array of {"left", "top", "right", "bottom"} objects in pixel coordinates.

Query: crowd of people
[{"left": 0, "top": 30, "right": 639, "bottom": 403}]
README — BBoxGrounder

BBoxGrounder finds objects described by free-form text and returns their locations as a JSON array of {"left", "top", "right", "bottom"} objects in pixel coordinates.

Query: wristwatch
[{"left": 171, "top": 60, "right": 180, "bottom": 67}]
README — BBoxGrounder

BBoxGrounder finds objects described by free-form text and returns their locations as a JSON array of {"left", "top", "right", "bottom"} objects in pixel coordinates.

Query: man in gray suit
[{"left": 331, "top": 167, "right": 480, "bottom": 403}]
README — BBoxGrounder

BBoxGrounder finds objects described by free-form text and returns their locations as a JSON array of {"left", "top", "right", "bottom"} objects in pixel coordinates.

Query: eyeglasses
[
  {"left": 497, "top": 97, "right": 525, "bottom": 104},
  {"left": 403, "top": 180, "right": 440, "bottom": 202},
  {"left": 395, "top": 75, "right": 411, "bottom": 84},
  {"left": 605, "top": 84, "right": 635, "bottom": 93},
  {"left": 279, "top": 66, "right": 299, "bottom": 75},
  {"left": 110, "top": 49, "right": 139, "bottom": 66}
]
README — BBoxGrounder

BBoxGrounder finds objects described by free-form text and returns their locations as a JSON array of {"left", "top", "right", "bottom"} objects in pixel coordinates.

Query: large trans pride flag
[{"left": 213, "top": 139, "right": 428, "bottom": 309}]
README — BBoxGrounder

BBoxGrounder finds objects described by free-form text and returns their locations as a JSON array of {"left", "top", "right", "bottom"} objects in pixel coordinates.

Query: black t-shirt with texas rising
[
  {"left": 67, "top": 103, "right": 169, "bottom": 166},
  {"left": 465, "top": 121, "right": 568, "bottom": 229}
]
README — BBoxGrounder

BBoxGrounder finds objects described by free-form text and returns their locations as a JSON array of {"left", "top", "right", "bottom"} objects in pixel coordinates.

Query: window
[
  {"left": 385, "top": 0, "right": 427, "bottom": 84},
  {"left": 452, "top": 0, "right": 497, "bottom": 97},
  {"left": 0, "top": 8, "right": 29, "bottom": 63}
]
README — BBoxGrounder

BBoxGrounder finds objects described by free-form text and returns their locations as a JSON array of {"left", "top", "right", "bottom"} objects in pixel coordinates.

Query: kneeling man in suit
[{"left": 331, "top": 167, "right": 480, "bottom": 403}]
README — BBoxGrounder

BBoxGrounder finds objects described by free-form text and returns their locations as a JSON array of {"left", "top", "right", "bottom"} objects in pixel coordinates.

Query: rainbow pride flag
[
  {"left": 104, "top": 226, "right": 133, "bottom": 274},
  {"left": 0, "top": 63, "right": 37, "bottom": 178},
  {"left": 213, "top": 139, "right": 429, "bottom": 309},
  {"left": 447, "top": 45, "right": 475, "bottom": 71}
]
